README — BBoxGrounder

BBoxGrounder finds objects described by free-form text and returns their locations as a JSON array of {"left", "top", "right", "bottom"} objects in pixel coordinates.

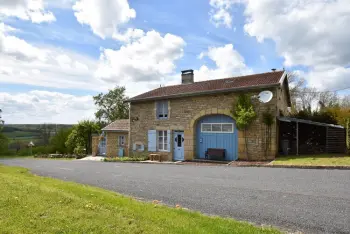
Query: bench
[
  {"left": 205, "top": 148, "right": 225, "bottom": 161},
  {"left": 149, "top": 153, "right": 162, "bottom": 162}
]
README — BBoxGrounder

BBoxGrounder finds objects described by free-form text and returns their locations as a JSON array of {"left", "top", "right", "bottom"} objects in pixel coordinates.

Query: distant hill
[{"left": 2, "top": 124, "right": 73, "bottom": 146}]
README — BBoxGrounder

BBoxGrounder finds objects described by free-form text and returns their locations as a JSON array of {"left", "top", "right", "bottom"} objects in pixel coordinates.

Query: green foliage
[
  {"left": 0, "top": 133, "right": 9, "bottom": 155},
  {"left": 66, "top": 120, "right": 100, "bottom": 155},
  {"left": 50, "top": 128, "right": 73, "bottom": 154},
  {"left": 93, "top": 86, "right": 129, "bottom": 126},
  {"left": 0, "top": 108, "right": 4, "bottom": 131},
  {"left": 262, "top": 111, "right": 274, "bottom": 126},
  {"left": 104, "top": 156, "right": 149, "bottom": 162},
  {"left": 231, "top": 94, "right": 257, "bottom": 130},
  {"left": 291, "top": 109, "right": 337, "bottom": 124}
]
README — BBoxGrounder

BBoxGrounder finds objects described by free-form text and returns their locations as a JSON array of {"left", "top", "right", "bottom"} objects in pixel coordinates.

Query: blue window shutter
[
  {"left": 148, "top": 130, "right": 157, "bottom": 152},
  {"left": 167, "top": 130, "right": 171, "bottom": 152}
]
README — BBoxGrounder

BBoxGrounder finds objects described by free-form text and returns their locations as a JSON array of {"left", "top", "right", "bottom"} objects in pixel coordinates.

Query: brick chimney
[{"left": 181, "top": 69, "right": 194, "bottom": 84}]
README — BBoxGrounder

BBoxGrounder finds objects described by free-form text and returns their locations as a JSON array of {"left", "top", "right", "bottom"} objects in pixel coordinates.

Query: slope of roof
[
  {"left": 102, "top": 119, "right": 129, "bottom": 132},
  {"left": 128, "top": 71, "right": 285, "bottom": 102}
]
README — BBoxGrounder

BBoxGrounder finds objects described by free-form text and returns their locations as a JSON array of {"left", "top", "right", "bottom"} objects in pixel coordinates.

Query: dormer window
[{"left": 156, "top": 100, "right": 168, "bottom": 120}]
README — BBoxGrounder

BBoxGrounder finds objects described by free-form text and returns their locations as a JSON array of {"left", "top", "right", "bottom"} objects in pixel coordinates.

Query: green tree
[
  {"left": 0, "top": 109, "right": 4, "bottom": 131},
  {"left": 65, "top": 120, "right": 100, "bottom": 155},
  {"left": 231, "top": 94, "right": 257, "bottom": 160},
  {"left": 93, "top": 86, "right": 129, "bottom": 126},
  {"left": 0, "top": 108, "right": 8, "bottom": 154},
  {"left": 50, "top": 128, "right": 73, "bottom": 154}
]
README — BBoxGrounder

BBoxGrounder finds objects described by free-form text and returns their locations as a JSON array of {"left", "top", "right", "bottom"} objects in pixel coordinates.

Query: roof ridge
[{"left": 158, "top": 70, "right": 284, "bottom": 89}]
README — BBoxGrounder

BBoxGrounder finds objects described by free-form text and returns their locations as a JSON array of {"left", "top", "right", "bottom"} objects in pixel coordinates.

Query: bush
[
  {"left": 34, "top": 154, "right": 76, "bottom": 159},
  {"left": 104, "top": 156, "right": 148, "bottom": 162}
]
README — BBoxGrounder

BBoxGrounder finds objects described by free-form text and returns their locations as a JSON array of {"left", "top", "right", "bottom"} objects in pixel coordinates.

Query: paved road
[{"left": 1, "top": 159, "right": 350, "bottom": 233}]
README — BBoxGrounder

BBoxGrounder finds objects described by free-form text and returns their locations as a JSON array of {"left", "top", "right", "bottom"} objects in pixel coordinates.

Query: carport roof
[{"left": 278, "top": 117, "right": 344, "bottom": 129}]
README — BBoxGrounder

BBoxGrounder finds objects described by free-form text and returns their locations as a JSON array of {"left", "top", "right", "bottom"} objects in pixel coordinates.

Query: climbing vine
[
  {"left": 261, "top": 109, "right": 274, "bottom": 159},
  {"left": 231, "top": 94, "right": 257, "bottom": 160}
]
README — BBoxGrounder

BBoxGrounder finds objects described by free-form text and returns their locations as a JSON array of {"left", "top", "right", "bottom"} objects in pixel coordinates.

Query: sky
[{"left": 0, "top": 0, "right": 350, "bottom": 124}]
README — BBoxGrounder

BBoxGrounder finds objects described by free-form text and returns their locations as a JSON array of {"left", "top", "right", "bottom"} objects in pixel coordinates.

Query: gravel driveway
[{"left": 1, "top": 158, "right": 349, "bottom": 234}]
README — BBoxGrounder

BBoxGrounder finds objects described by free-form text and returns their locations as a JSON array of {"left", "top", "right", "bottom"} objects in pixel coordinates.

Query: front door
[{"left": 173, "top": 131, "right": 184, "bottom": 161}]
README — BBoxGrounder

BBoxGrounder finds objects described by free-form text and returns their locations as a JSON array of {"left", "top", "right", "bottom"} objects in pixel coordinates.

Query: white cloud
[
  {"left": 0, "top": 0, "right": 55, "bottom": 23},
  {"left": 96, "top": 30, "right": 186, "bottom": 83},
  {"left": 195, "top": 44, "right": 252, "bottom": 81},
  {"left": 113, "top": 28, "right": 145, "bottom": 43},
  {"left": 73, "top": 0, "right": 136, "bottom": 39},
  {"left": 0, "top": 90, "right": 95, "bottom": 124},
  {"left": 238, "top": 0, "right": 350, "bottom": 90},
  {"left": 0, "top": 23, "right": 109, "bottom": 91},
  {"left": 209, "top": 0, "right": 242, "bottom": 28}
]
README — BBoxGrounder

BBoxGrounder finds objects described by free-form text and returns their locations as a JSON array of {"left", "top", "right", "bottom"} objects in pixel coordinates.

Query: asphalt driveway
[{"left": 1, "top": 158, "right": 349, "bottom": 234}]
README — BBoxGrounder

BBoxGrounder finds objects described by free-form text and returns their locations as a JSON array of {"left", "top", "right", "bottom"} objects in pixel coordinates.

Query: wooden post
[
  {"left": 326, "top": 126, "right": 329, "bottom": 153},
  {"left": 296, "top": 122, "right": 299, "bottom": 156}
]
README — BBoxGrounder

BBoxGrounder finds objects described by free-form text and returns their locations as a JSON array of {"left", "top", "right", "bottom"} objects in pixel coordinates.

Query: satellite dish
[{"left": 258, "top": 91, "right": 273, "bottom": 103}]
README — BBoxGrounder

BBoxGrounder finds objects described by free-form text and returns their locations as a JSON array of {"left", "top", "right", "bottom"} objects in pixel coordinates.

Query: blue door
[
  {"left": 173, "top": 131, "right": 184, "bottom": 161},
  {"left": 196, "top": 115, "right": 238, "bottom": 161},
  {"left": 98, "top": 137, "right": 106, "bottom": 156}
]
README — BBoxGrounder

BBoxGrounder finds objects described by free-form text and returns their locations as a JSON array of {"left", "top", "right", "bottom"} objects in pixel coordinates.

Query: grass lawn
[
  {"left": 0, "top": 165, "right": 280, "bottom": 234},
  {"left": 272, "top": 154, "right": 350, "bottom": 166}
]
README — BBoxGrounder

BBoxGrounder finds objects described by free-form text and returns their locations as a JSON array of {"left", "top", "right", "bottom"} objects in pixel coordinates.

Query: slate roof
[
  {"left": 128, "top": 71, "right": 285, "bottom": 102},
  {"left": 102, "top": 119, "right": 129, "bottom": 132}
]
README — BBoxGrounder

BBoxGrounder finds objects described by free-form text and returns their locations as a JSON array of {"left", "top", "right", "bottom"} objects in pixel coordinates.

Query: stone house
[
  {"left": 127, "top": 70, "right": 291, "bottom": 161},
  {"left": 92, "top": 119, "right": 129, "bottom": 157}
]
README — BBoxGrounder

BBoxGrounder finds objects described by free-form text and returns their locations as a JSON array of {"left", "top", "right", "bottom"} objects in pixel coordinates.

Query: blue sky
[{"left": 0, "top": 0, "right": 349, "bottom": 123}]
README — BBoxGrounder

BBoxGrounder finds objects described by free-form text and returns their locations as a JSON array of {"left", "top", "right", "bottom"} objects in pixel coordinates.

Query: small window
[
  {"left": 212, "top": 124, "right": 222, "bottom": 132},
  {"left": 201, "top": 123, "right": 234, "bottom": 133},
  {"left": 222, "top": 124, "right": 233, "bottom": 132},
  {"left": 201, "top": 124, "right": 211, "bottom": 132},
  {"left": 118, "top": 135, "right": 125, "bottom": 146},
  {"left": 158, "top": 130, "right": 168, "bottom": 151},
  {"left": 156, "top": 101, "right": 168, "bottom": 119}
]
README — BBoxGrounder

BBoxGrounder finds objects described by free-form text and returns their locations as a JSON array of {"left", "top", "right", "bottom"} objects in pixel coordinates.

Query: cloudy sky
[{"left": 1, "top": 0, "right": 350, "bottom": 124}]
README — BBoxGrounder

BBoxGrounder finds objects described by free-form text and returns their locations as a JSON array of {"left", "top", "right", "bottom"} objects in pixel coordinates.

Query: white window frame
[
  {"left": 201, "top": 123, "right": 234, "bottom": 133},
  {"left": 157, "top": 101, "right": 168, "bottom": 120},
  {"left": 118, "top": 135, "right": 125, "bottom": 146},
  {"left": 157, "top": 130, "right": 168, "bottom": 151}
]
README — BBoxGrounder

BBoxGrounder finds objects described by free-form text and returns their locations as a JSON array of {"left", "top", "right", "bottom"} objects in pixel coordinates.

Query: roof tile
[
  {"left": 102, "top": 119, "right": 129, "bottom": 132},
  {"left": 129, "top": 71, "right": 284, "bottom": 102}
]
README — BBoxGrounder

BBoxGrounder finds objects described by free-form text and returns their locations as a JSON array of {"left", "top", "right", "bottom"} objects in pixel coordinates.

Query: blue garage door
[{"left": 196, "top": 115, "right": 238, "bottom": 161}]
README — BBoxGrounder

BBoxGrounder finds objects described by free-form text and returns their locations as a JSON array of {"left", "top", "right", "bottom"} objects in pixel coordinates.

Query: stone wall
[
  {"left": 91, "top": 135, "right": 100, "bottom": 156},
  {"left": 129, "top": 87, "right": 287, "bottom": 161},
  {"left": 106, "top": 132, "right": 129, "bottom": 157}
]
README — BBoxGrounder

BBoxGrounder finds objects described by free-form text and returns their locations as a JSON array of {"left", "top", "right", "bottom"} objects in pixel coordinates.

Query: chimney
[
  {"left": 271, "top": 68, "right": 276, "bottom": 72},
  {"left": 181, "top": 69, "right": 194, "bottom": 84}
]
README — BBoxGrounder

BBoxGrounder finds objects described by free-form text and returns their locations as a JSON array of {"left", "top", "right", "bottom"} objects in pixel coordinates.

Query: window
[
  {"left": 158, "top": 130, "right": 168, "bottom": 151},
  {"left": 156, "top": 101, "right": 168, "bottom": 119},
  {"left": 201, "top": 123, "right": 234, "bottom": 133},
  {"left": 118, "top": 135, "right": 125, "bottom": 146}
]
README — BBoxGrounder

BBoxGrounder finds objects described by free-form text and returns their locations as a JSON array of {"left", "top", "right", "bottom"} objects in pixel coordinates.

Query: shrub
[{"left": 104, "top": 156, "right": 148, "bottom": 162}]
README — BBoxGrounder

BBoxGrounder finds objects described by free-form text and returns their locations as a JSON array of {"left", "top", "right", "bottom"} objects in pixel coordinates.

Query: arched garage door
[{"left": 196, "top": 114, "right": 238, "bottom": 161}]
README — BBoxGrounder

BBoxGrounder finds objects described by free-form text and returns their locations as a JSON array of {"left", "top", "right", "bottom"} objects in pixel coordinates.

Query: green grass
[
  {"left": 272, "top": 154, "right": 350, "bottom": 166},
  {"left": 0, "top": 165, "right": 280, "bottom": 234}
]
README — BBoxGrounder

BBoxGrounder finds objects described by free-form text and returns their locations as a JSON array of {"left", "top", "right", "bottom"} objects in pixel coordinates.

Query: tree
[
  {"left": 65, "top": 120, "right": 100, "bottom": 155},
  {"left": 50, "top": 128, "right": 73, "bottom": 154},
  {"left": 231, "top": 94, "right": 257, "bottom": 160},
  {"left": 287, "top": 71, "right": 306, "bottom": 110},
  {"left": 93, "top": 86, "right": 129, "bottom": 126},
  {"left": 318, "top": 91, "right": 339, "bottom": 110},
  {"left": 39, "top": 124, "right": 53, "bottom": 145},
  {"left": 0, "top": 109, "right": 4, "bottom": 131}
]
